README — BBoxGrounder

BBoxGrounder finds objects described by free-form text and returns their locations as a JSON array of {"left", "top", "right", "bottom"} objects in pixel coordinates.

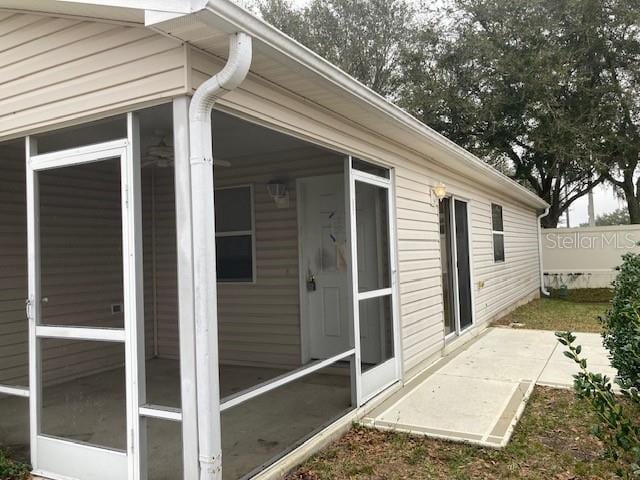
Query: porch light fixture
[
  {"left": 267, "top": 180, "right": 289, "bottom": 209},
  {"left": 431, "top": 182, "right": 447, "bottom": 205}
]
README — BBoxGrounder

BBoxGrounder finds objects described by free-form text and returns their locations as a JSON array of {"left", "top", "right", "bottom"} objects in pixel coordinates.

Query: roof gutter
[
  {"left": 537, "top": 207, "right": 551, "bottom": 297},
  {"left": 189, "top": 31, "right": 252, "bottom": 480}
]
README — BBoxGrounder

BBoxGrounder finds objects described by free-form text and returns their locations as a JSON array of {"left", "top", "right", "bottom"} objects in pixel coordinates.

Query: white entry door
[
  {"left": 298, "top": 174, "right": 351, "bottom": 361},
  {"left": 25, "top": 133, "right": 145, "bottom": 480}
]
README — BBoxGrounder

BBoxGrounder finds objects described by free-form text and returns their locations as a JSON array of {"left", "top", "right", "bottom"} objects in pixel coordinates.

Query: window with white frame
[
  {"left": 215, "top": 185, "right": 255, "bottom": 282},
  {"left": 491, "top": 203, "right": 505, "bottom": 262}
]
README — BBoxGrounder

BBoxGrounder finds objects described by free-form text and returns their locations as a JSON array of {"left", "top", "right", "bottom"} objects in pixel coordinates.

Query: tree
[
  {"left": 256, "top": 0, "right": 640, "bottom": 226},
  {"left": 399, "top": 0, "right": 607, "bottom": 227},
  {"left": 576, "top": 0, "right": 640, "bottom": 223},
  {"left": 256, "top": 0, "right": 417, "bottom": 98},
  {"left": 580, "top": 208, "right": 631, "bottom": 226},
  {"left": 596, "top": 208, "right": 631, "bottom": 226}
]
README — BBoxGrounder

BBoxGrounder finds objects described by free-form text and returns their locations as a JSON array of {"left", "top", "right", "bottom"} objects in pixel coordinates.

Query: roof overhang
[{"left": 0, "top": 0, "right": 548, "bottom": 210}]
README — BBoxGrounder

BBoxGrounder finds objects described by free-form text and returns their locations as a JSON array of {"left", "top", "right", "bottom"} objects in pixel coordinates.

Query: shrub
[
  {"left": 556, "top": 249, "right": 640, "bottom": 478},
  {"left": 602, "top": 251, "right": 640, "bottom": 389},
  {"left": 557, "top": 332, "right": 640, "bottom": 478},
  {"left": 0, "top": 449, "right": 30, "bottom": 480}
]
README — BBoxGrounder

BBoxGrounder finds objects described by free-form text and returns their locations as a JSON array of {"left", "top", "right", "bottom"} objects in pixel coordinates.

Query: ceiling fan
[{"left": 142, "top": 130, "right": 232, "bottom": 168}]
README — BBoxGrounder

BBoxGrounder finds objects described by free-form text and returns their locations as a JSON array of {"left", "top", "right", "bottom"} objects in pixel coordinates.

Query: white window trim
[
  {"left": 491, "top": 203, "right": 505, "bottom": 264},
  {"left": 214, "top": 184, "right": 257, "bottom": 284}
]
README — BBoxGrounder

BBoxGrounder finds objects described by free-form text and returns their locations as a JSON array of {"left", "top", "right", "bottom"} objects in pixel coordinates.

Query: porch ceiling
[{"left": 0, "top": 0, "right": 549, "bottom": 210}]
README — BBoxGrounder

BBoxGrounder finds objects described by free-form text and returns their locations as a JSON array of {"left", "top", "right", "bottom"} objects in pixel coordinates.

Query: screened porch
[{"left": 0, "top": 100, "right": 399, "bottom": 480}]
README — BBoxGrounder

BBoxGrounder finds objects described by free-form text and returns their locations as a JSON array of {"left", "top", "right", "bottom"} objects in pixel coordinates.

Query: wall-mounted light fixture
[
  {"left": 431, "top": 182, "right": 447, "bottom": 205},
  {"left": 267, "top": 180, "right": 289, "bottom": 209}
]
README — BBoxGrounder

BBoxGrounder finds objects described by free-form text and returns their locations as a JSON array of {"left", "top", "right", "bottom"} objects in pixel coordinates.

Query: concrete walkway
[{"left": 362, "top": 328, "right": 616, "bottom": 448}]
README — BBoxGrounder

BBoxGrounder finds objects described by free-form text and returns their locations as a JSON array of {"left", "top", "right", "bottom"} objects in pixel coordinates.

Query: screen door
[
  {"left": 348, "top": 158, "right": 400, "bottom": 403},
  {"left": 26, "top": 138, "right": 144, "bottom": 480}
]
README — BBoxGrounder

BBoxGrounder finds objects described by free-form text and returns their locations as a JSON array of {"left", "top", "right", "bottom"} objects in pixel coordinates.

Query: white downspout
[
  {"left": 537, "top": 207, "right": 551, "bottom": 296},
  {"left": 189, "top": 32, "right": 252, "bottom": 480}
]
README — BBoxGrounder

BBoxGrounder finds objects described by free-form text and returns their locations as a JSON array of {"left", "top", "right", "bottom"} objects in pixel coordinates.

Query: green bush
[
  {"left": 0, "top": 449, "right": 30, "bottom": 480},
  {"left": 556, "top": 249, "right": 640, "bottom": 478},
  {"left": 602, "top": 251, "right": 640, "bottom": 389},
  {"left": 557, "top": 331, "right": 640, "bottom": 478}
]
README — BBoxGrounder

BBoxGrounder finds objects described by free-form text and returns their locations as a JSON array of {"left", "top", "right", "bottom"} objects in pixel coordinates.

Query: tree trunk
[
  {"left": 626, "top": 195, "right": 640, "bottom": 224},
  {"left": 541, "top": 206, "right": 562, "bottom": 228},
  {"left": 621, "top": 176, "right": 640, "bottom": 224}
]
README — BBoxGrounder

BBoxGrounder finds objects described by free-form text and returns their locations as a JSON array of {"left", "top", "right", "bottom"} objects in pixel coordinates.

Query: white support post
[
  {"left": 345, "top": 156, "right": 363, "bottom": 407},
  {"left": 25, "top": 136, "right": 40, "bottom": 471},
  {"left": 126, "top": 112, "right": 147, "bottom": 480},
  {"left": 172, "top": 96, "right": 201, "bottom": 480}
]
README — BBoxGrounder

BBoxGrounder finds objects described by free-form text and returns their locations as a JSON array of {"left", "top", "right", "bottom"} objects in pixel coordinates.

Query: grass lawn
[
  {"left": 0, "top": 448, "right": 29, "bottom": 480},
  {"left": 492, "top": 297, "right": 609, "bottom": 333},
  {"left": 287, "top": 386, "right": 619, "bottom": 480}
]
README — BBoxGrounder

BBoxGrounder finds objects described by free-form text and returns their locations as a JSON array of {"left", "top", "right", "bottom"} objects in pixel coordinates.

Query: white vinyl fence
[{"left": 542, "top": 225, "right": 640, "bottom": 289}]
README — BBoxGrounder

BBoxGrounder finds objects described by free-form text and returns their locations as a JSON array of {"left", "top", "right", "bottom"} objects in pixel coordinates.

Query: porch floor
[
  {"left": 0, "top": 359, "right": 351, "bottom": 480},
  {"left": 362, "top": 328, "right": 616, "bottom": 448}
]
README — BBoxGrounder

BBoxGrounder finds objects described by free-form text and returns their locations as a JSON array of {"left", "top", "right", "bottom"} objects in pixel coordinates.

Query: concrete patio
[{"left": 362, "top": 327, "right": 617, "bottom": 448}]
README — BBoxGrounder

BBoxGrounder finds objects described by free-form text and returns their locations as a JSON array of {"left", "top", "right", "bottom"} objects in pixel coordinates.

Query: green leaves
[
  {"left": 604, "top": 251, "right": 640, "bottom": 389},
  {"left": 0, "top": 449, "right": 29, "bottom": 480},
  {"left": 256, "top": 0, "right": 640, "bottom": 226},
  {"left": 556, "top": 251, "right": 640, "bottom": 478},
  {"left": 256, "top": 0, "right": 417, "bottom": 98}
]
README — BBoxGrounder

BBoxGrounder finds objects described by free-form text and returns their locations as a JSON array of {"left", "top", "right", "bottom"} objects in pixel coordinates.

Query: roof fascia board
[
  {"left": 145, "top": 10, "right": 188, "bottom": 25},
  {"left": 60, "top": 0, "right": 207, "bottom": 14},
  {"left": 196, "top": 0, "right": 548, "bottom": 209}
]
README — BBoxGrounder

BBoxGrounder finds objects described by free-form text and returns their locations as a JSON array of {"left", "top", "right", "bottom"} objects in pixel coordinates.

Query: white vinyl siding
[
  {"left": 188, "top": 48, "right": 543, "bottom": 379},
  {"left": 0, "top": 12, "right": 188, "bottom": 139},
  {"left": 0, "top": 17, "right": 543, "bottom": 388},
  {"left": 153, "top": 147, "right": 343, "bottom": 368}
]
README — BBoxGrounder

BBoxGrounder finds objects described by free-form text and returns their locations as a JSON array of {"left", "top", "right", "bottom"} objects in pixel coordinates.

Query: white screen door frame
[
  {"left": 25, "top": 114, "right": 146, "bottom": 480},
  {"left": 347, "top": 157, "right": 401, "bottom": 404}
]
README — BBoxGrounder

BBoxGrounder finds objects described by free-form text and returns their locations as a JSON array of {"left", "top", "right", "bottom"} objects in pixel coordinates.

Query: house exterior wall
[
  {"left": 0, "top": 11, "right": 187, "bottom": 140},
  {"left": 189, "top": 46, "right": 543, "bottom": 379},
  {"left": 152, "top": 147, "right": 343, "bottom": 369},
  {"left": 0, "top": 15, "right": 543, "bottom": 388},
  {"left": 392, "top": 164, "right": 541, "bottom": 376}
]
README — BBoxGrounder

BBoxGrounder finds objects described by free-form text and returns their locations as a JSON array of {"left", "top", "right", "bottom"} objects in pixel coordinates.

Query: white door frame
[
  {"left": 25, "top": 113, "right": 147, "bottom": 480},
  {"left": 348, "top": 158, "right": 402, "bottom": 405},
  {"left": 444, "top": 195, "right": 476, "bottom": 340}
]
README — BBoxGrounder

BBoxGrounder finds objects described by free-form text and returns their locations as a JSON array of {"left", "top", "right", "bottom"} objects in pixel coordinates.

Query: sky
[
  {"left": 271, "top": 0, "right": 627, "bottom": 225},
  {"left": 566, "top": 183, "right": 624, "bottom": 227}
]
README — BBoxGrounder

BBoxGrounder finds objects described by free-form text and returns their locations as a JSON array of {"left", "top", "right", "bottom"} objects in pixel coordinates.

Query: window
[
  {"left": 491, "top": 203, "right": 505, "bottom": 262},
  {"left": 215, "top": 185, "right": 255, "bottom": 282},
  {"left": 351, "top": 158, "right": 390, "bottom": 178}
]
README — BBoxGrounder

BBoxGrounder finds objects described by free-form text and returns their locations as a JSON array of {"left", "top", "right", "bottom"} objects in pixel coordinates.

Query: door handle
[
  {"left": 25, "top": 298, "right": 32, "bottom": 321},
  {"left": 306, "top": 273, "right": 317, "bottom": 292}
]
